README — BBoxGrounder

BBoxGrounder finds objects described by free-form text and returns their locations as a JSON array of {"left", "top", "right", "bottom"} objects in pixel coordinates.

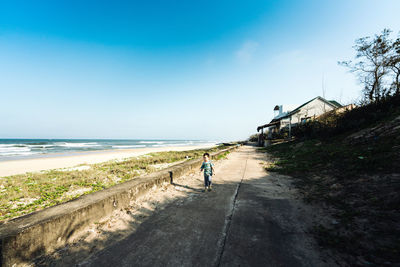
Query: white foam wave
[
  {"left": 0, "top": 151, "right": 39, "bottom": 156},
  {"left": 0, "top": 147, "right": 30, "bottom": 152},
  {"left": 27, "top": 144, "right": 54, "bottom": 148},
  {"left": 0, "top": 144, "right": 23, "bottom": 148},
  {"left": 56, "top": 142, "right": 101, "bottom": 147}
]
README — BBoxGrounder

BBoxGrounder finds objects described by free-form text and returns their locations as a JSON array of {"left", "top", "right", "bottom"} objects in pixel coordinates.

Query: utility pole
[{"left": 322, "top": 74, "right": 326, "bottom": 112}]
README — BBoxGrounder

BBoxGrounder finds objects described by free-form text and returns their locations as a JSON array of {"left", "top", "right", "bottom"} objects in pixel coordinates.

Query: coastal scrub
[{"left": 0, "top": 145, "right": 230, "bottom": 222}]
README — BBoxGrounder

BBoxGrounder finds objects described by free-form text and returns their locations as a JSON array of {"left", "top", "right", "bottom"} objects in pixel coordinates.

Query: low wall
[{"left": 0, "top": 146, "right": 238, "bottom": 267}]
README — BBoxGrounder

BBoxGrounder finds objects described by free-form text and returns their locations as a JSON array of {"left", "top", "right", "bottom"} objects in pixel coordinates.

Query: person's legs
[{"left": 203, "top": 174, "right": 209, "bottom": 191}]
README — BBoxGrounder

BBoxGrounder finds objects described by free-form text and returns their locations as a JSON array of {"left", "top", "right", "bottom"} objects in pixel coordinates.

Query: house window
[{"left": 301, "top": 117, "right": 310, "bottom": 124}]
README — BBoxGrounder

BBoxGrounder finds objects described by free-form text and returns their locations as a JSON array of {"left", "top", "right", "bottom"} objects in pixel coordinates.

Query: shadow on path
[{"left": 171, "top": 182, "right": 203, "bottom": 193}]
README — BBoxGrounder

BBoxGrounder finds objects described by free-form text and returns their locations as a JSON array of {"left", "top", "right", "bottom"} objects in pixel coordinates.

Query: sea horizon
[{"left": 0, "top": 138, "right": 218, "bottom": 161}]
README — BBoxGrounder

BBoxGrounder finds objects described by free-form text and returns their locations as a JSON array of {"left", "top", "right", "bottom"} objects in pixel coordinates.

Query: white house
[{"left": 257, "top": 96, "right": 342, "bottom": 143}]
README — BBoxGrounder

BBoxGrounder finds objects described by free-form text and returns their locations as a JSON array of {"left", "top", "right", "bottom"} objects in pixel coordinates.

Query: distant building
[{"left": 257, "top": 96, "right": 343, "bottom": 145}]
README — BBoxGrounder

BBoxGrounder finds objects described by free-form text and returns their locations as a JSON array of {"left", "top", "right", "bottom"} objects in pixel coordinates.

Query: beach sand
[{"left": 0, "top": 144, "right": 216, "bottom": 177}]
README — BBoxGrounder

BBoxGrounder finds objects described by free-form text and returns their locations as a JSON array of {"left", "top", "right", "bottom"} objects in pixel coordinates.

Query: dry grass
[
  {"left": 263, "top": 121, "right": 400, "bottom": 264},
  {"left": 0, "top": 145, "right": 228, "bottom": 222}
]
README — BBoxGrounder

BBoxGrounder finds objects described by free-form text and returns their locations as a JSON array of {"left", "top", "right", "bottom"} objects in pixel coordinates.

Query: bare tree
[
  {"left": 388, "top": 34, "right": 400, "bottom": 95},
  {"left": 339, "top": 29, "right": 393, "bottom": 102}
]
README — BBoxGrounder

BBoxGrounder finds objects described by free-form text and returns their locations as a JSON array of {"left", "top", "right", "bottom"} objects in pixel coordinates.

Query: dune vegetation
[{"left": 0, "top": 145, "right": 230, "bottom": 222}]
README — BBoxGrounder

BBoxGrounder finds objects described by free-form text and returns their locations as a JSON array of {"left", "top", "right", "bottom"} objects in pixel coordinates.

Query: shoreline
[{"left": 0, "top": 144, "right": 216, "bottom": 177}]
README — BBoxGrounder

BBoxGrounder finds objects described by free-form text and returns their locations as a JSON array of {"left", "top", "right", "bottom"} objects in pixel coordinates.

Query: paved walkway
[{"left": 74, "top": 145, "right": 334, "bottom": 267}]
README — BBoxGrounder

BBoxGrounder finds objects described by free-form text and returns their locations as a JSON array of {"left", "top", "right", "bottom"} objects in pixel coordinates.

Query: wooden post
[{"left": 261, "top": 128, "right": 264, "bottom": 146}]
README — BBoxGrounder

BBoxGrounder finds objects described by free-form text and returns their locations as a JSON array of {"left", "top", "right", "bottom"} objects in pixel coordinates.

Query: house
[{"left": 257, "top": 96, "right": 342, "bottom": 145}]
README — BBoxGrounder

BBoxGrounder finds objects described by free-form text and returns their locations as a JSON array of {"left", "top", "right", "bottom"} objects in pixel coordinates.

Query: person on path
[{"left": 200, "top": 153, "right": 215, "bottom": 192}]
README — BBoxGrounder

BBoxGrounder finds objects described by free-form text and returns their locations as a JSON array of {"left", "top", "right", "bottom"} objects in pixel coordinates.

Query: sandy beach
[{"left": 0, "top": 144, "right": 216, "bottom": 177}]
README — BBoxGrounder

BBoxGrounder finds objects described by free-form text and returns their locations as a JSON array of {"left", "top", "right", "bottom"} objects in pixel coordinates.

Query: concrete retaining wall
[{"left": 0, "top": 146, "right": 237, "bottom": 266}]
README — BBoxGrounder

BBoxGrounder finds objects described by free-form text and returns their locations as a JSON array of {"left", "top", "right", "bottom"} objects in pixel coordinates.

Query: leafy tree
[{"left": 248, "top": 134, "right": 259, "bottom": 142}]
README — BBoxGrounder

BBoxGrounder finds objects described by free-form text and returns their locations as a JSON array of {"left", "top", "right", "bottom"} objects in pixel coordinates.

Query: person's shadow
[{"left": 171, "top": 182, "right": 203, "bottom": 192}]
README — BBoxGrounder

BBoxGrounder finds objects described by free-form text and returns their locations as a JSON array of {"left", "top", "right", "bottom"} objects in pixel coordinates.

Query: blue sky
[{"left": 1, "top": 0, "right": 400, "bottom": 140}]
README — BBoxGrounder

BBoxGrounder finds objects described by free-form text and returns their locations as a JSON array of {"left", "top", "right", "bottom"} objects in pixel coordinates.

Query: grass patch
[
  {"left": 214, "top": 150, "right": 231, "bottom": 160},
  {"left": 263, "top": 131, "right": 399, "bottom": 177},
  {"left": 0, "top": 145, "right": 229, "bottom": 222},
  {"left": 262, "top": 124, "right": 400, "bottom": 264}
]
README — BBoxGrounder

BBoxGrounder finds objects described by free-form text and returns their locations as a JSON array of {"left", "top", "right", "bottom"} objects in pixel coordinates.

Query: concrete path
[{"left": 40, "top": 146, "right": 336, "bottom": 266}]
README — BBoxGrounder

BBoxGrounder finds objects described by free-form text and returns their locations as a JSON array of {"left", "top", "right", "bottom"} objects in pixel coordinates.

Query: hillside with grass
[{"left": 261, "top": 95, "right": 400, "bottom": 265}]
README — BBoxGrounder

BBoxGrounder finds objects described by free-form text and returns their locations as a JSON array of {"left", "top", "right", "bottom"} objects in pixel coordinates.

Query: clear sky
[{"left": 1, "top": 0, "right": 399, "bottom": 141}]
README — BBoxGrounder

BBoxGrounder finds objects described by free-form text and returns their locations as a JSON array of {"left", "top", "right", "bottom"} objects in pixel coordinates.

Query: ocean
[{"left": 0, "top": 139, "right": 216, "bottom": 161}]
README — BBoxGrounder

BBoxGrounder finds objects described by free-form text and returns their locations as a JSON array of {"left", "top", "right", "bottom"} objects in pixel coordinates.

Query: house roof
[
  {"left": 271, "top": 96, "right": 342, "bottom": 122},
  {"left": 272, "top": 111, "right": 290, "bottom": 120},
  {"left": 256, "top": 96, "right": 343, "bottom": 131},
  {"left": 328, "top": 100, "right": 342, "bottom": 107},
  {"left": 257, "top": 121, "right": 279, "bottom": 132}
]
